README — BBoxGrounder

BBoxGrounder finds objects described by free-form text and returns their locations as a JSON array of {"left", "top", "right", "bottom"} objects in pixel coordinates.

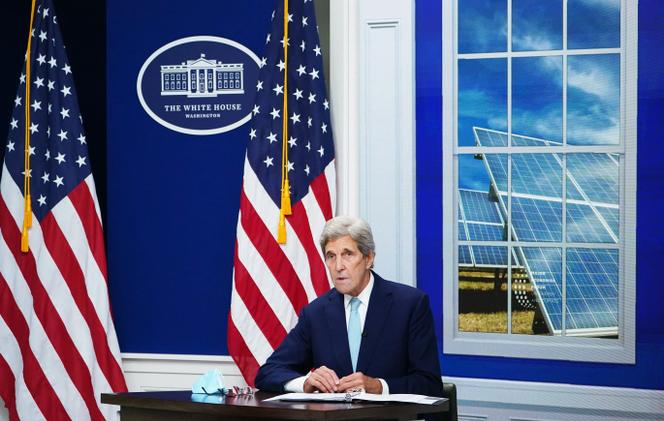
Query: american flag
[
  {"left": 0, "top": 1, "right": 127, "bottom": 420},
  {"left": 228, "top": 0, "right": 336, "bottom": 386}
]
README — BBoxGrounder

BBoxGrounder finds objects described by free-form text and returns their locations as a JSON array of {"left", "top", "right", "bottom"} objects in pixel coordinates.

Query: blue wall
[
  {"left": 415, "top": 0, "right": 664, "bottom": 390},
  {"left": 107, "top": 0, "right": 273, "bottom": 355}
]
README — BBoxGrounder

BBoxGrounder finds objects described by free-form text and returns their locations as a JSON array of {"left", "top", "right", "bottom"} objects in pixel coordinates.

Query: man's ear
[{"left": 366, "top": 251, "right": 375, "bottom": 269}]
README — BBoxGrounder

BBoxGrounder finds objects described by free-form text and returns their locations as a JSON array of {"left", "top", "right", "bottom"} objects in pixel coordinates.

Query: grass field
[{"left": 458, "top": 275, "right": 542, "bottom": 335}]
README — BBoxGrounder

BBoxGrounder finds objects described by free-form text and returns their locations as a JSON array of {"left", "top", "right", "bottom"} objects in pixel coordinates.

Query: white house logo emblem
[
  {"left": 137, "top": 36, "right": 260, "bottom": 136},
  {"left": 160, "top": 54, "right": 245, "bottom": 98}
]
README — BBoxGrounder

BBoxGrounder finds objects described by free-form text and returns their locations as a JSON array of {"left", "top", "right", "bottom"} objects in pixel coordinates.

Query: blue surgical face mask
[{"left": 192, "top": 369, "right": 225, "bottom": 395}]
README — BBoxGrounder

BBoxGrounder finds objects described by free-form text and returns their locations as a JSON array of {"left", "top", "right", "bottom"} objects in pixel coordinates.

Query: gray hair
[{"left": 320, "top": 216, "right": 375, "bottom": 257}]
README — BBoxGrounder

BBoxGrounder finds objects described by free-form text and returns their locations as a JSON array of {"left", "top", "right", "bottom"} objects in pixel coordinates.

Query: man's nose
[{"left": 335, "top": 257, "right": 345, "bottom": 271}]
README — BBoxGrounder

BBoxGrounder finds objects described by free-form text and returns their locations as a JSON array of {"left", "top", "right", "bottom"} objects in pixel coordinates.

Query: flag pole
[
  {"left": 21, "top": 0, "right": 38, "bottom": 253},
  {"left": 278, "top": 0, "right": 292, "bottom": 244}
]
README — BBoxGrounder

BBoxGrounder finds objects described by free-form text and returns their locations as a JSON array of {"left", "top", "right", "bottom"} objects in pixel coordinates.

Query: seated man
[{"left": 255, "top": 216, "right": 444, "bottom": 396}]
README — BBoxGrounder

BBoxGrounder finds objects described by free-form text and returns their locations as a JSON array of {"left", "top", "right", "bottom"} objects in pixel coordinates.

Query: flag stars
[
  {"left": 302, "top": 16, "right": 308, "bottom": 26},
  {"left": 279, "top": 37, "right": 290, "bottom": 47},
  {"left": 323, "top": 99, "right": 329, "bottom": 110},
  {"left": 60, "top": 85, "right": 71, "bottom": 97},
  {"left": 306, "top": 141, "right": 311, "bottom": 151},
  {"left": 288, "top": 136, "right": 297, "bottom": 147},
  {"left": 256, "top": 80, "right": 264, "bottom": 91},
  {"left": 28, "top": 146, "right": 36, "bottom": 156},
  {"left": 37, "top": 195, "right": 47, "bottom": 207},
  {"left": 6, "top": 141, "right": 15, "bottom": 152},
  {"left": 39, "top": 30, "right": 47, "bottom": 42},
  {"left": 259, "top": 57, "right": 267, "bottom": 68},
  {"left": 293, "top": 89, "right": 304, "bottom": 100},
  {"left": 77, "top": 134, "right": 86, "bottom": 145},
  {"left": 33, "top": 77, "right": 44, "bottom": 88},
  {"left": 21, "top": 169, "right": 32, "bottom": 178},
  {"left": 290, "top": 113, "right": 301, "bottom": 124},
  {"left": 308, "top": 92, "right": 316, "bottom": 104},
  {"left": 53, "top": 175, "right": 64, "bottom": 187},
  {"left": 36, "top": 54, "right": 46, "bottom": 65},
  {"left": 321, "top": 122, "right": 328, "bottom": 133},
  {"left": 60, "top": 107, "right": 70, "bottom": 119},
  {"left": 41, "top": 171, "right": 50, "bottom": 183},
  {"left": 296, "top": 65, "right": 306, "bottom": 76},
  {"left": 48, "top": 56, "right": 57, "bottom": 68},
  {"left": 29, "top": 122, "right": 39, "bottom": 134},
  {"left": 276, "top": 60, "right": 286, "bottom": 72},
  {"left": 266, "top": 131, "right": 278, "bottom": 143},
  {"left": 300, "top": 40, "right": 306, "bottom": 52},
  {"left": 14, "top": 95, "right": 22, "bottom": 107},
  {"left": 44, "top": 149, "right": 51, "bottom": 160},
  {"left": 75, "top": 156, "right": 87, "bottom": 167},
  {"left": 47, "top": 126, "right": 51, "bottom": 137},
  {"left": 270, "top": 108, "right": 281, "bottom": 120},
  {"left": 42, "top": 7, "right": 49, "bottom": 17},
  {"left": 266, "top": 33, "right": 271, "bottom": 44},
  {"left": 313, "top": 45, "right": 322, "bottom": 56},
  {"left": 31, "top": 100, "right": 42, "bottom": 111},
  {"left": 10, "top": 118, "right": 18, "bottom": 130},
  {"left": 304, "top": 165, "right": 310, "bottom": 176},
  {"left": 263, "top": 156, "right": 274, "bottom": 167},
  {"left": 55, "top": 152, "right": 66, "bottom": 164},
  {"left": 48, "top": 104, "right": 52, "bottom": 114},
  {"left": 252, "top": 105, "right": 260, "bottom": 116},
  {"left": 318, "top": 146, "right": 325, "bottom": 156},
  {"left": 62, "top": 63, "right": 72, "bottom": 75},
  {"left": 249, "top": 128, "right": 257, "bottom": 140},
  {"left": 287, "top": 13, "right": 293, "bottom": 22},
  {"left": 287, "top": 161, "right": 294, "bottom": 172},
  {"left": 47, "top": 80, "right": 55, "bottom": 91},
  {"left": 273, "top": 83, "right": 284, "bottom": 95},
  {"left": 309, "top": 68, "right": 319, "bottom": 80},
  {"left": 307, "top": 117, "right": 313, "bottom": 127},
  {"left": 57, "top": 129, "right": 68, "bottom": 141}
]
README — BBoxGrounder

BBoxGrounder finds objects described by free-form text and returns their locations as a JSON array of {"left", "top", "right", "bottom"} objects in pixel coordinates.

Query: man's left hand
[{"left": 337, "top": 372, "right": 382, "bottom": 394}]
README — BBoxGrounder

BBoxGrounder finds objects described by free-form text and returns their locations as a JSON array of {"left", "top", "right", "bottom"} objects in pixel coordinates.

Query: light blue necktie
[{"left": 347, "top": 297, "right": 362, "bottom": 372}]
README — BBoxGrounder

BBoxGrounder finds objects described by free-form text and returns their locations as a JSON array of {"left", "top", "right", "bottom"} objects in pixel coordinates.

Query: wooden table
[{"left": 101, "top": 390, "right": 449, "bottom": 420}]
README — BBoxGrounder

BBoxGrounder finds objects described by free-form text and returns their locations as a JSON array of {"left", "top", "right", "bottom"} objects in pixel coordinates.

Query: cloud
[
  {"left": 512, "top": 34, "right": 557, "bottom": 52},
  {"left": 568, "top": 58, "right": 619, "bottom": 99}
]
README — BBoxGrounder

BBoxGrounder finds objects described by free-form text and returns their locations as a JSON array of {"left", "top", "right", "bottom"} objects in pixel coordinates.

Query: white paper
[{"left": 263, "top": 392, "right": 447, "bottom": 405}]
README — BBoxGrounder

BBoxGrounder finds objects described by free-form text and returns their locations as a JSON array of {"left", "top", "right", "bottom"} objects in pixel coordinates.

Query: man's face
[{"left": 324, "top": 235, "right": 374, "bottom": 297}]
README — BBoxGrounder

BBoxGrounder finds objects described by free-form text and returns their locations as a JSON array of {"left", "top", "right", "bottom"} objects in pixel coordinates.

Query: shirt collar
[{"left": 344, "top": 272, "right": 374, "bottom": 308}]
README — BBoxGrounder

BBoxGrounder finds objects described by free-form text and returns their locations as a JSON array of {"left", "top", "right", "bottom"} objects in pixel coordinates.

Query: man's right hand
[{"left": 303, "top": 366, "right": 340, "bottom": 393}]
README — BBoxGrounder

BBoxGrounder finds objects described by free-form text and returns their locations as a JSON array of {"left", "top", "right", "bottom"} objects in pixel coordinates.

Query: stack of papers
[{"left": 264, "top": 392, "right": 447, "bottom": 406}]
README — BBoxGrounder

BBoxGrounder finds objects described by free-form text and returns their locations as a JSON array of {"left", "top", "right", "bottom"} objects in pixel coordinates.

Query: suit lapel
[
  {"left": 356, "top": 274, "right": 393, "bottom": 373},
  {"left": 324, "top": 291, "right": 353, "bottom": 375}
]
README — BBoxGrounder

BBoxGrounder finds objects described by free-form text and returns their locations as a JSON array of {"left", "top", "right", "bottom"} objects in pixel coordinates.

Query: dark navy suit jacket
[{"left": 254, "top": 273, "right": 444, "bottom": 396}]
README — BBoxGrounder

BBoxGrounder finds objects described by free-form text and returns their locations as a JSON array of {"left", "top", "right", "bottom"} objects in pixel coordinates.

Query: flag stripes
[
  {"left": 1, "top": 173, "right": 124, "bottom": 420},
  {"left": 239, "top": 191, "right": 310, "bottom": 312},
  {"left": 0, "top": 274, "right": 73, "bottom": 420},
  {"left": 0, "top": 196, "right": 104, "bottom": 420},
  {"left": 66, "top": 182, "right": 109, "bottom": 282},
  {"left": 232, "top": 245, "right": 288, "bottom": 348}
]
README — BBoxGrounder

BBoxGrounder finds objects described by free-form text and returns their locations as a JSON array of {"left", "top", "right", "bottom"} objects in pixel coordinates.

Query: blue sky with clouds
[
  {"left": 457, "top": 0, "right": 620, "bottom": 150},
  {"left": 457, "top": 0, "right": 621, "bottom": 198}
]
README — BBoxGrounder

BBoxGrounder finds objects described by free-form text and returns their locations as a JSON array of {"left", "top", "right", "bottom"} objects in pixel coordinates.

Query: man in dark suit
[{"left": 255, "top": 216, "right": 444, "bottom": 396}]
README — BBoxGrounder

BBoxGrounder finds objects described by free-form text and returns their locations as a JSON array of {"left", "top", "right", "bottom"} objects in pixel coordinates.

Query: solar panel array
[{"left": 457, "top": 127, "right": 619, "bottom": 335}]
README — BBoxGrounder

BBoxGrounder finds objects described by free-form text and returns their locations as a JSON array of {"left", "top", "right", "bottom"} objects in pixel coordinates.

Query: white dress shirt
[{"left": 284, "top": 274, "right": 389, "bottom": 394}]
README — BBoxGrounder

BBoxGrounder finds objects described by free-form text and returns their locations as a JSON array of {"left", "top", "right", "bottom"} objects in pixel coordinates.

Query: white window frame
[{"left": 442, "top": 0, "right": 637, "bottom": 363}]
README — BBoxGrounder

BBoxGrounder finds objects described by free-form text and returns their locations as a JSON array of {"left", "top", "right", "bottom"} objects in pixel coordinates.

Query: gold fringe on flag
[
  {"left": 278, "top": 0, "right": 292, "bottom": 244},
  {"left": 21, "top": 0, "right": 38, "bottom": 253}
]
